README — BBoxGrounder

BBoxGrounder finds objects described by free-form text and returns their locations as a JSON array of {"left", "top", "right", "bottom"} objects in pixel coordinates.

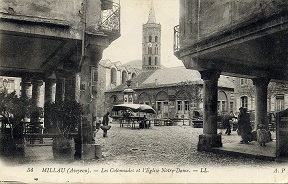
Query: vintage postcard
[{"left": 0, "top": 0, "right": 288, "bottom": 183}]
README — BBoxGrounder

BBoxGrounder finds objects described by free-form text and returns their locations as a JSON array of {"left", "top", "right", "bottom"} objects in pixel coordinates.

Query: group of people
[
  {"left": 224, "top": 107, "right": 271, "bottom": 146},
  {"left": 94, "top": 110, "right": 150, "bottom": 139},
  {"left": 98, "top": 108, "right": 271, "bottom": 146}
]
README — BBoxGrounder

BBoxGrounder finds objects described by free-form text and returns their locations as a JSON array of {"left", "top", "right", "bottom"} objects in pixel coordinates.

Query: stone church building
[
  {"left": 94, "top": 59, "right": 140, "bottom": 117},
  {"left": 105, "top": 67, "right": 234, "bottom": 119},
  {"left": 102, "top": 3, "right": 234, "bottom": 120}
]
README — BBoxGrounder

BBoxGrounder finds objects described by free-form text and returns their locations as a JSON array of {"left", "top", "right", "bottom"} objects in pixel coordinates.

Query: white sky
[{"left": 102, "top": 0, "right": 184, "bottom": 68}]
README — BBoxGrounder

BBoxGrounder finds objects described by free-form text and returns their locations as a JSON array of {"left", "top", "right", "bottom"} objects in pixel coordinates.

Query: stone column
[
  {"left": 44, "top": 78, "right": 56, "bottom": 104},
  {"left": 252, "top": 77, "right": 270, "bottom": 129},
  {"left": 44, "top": 78, "right": 56, "bottom": 134},
  {"left": 21, "top": 76, "right": 32, "bottom": 100},
  {"left": 78, "top": 43, "right": 105, "bottom": 160},
  {"left": 55, "top": 71, "right": 66, "bottom": 103},
  {"left": 31, "top": 79, "right": 43, "bottom": 123},
  {"left": 197, "top": 69, "right": 222, "bottom": 151},
  {"left": 65, "top": 71, "right": 80, "bottom": 102},
  {"left": 32, "top": 80, "right": 43, "bottom": 108},
  {"left": 80, "top": 45, "right": 103, "bottom": 122}
]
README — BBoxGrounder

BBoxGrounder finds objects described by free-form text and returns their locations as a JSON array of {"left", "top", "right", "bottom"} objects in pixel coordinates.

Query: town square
[{"left": 1, "top": 0, "right": 288, "bottom": 183}]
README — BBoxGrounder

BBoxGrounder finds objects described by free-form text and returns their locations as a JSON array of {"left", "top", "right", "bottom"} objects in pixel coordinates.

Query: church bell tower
[{"left": 142, "top": 1, "right": 161, "bottom": 70}]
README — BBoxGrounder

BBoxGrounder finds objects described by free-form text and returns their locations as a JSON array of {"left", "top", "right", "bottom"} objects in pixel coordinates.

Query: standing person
[
  {"left": 140, "top": 115, "right": 148, "bottom": 129},
  {"left": 102, "top": 112, "right": 110, "bottom": 137},
  {"left": 222, "top": 112, "right": 234, "bottom": 135},
  {"left": 237, "top": 107, "right": 252, "bottom": 144},
  {"left": 256, "top": 124, "right": 270, "bottom": 146}
]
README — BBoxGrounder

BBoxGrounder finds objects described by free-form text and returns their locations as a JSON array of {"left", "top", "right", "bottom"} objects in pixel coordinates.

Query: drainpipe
[
  {"left": 79, "top": 0, "right": 87, "bottom": 70},
  {"left": 80, "top": 0, "right": 87, "bottom": 160}
]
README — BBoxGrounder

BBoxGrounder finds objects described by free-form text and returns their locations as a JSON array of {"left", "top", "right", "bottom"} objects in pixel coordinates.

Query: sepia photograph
[{"left": 0, "top": 0, "right": 288, "bottom": 183}]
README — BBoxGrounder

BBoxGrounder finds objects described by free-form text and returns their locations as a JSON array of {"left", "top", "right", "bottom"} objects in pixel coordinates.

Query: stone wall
[
  {"left": 0, "top": 0, "right": 103, "bottom": 33},
  {"left": 180, "top": 0, "right": 288, "bottom": 47},
  {"left": 106, "top": 85, "right": 233, "bottom": 119}
]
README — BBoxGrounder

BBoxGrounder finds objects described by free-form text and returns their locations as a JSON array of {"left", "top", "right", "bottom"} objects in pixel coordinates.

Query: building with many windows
[
  {"left": 233, "top": 77, "right": 288, "bottom": 114},
  {"left": 105, "top": 66, "right": 234, "bottom": 119}
]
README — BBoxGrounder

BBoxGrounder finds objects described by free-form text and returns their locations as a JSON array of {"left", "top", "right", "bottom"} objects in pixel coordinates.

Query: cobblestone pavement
[
  {"left": 90, "top": 123, "right": 283, "bottom": 167},
  {"left": 1, "top": 123, "right": 286, "bottom": 184}
]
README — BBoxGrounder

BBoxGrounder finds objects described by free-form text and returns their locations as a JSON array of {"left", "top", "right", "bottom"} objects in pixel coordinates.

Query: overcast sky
[{"left": 102, "top": 0, "right": 184, "bottom": 68}]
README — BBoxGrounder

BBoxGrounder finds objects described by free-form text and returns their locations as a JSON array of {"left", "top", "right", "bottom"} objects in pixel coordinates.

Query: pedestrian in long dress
[
  {"left": 256, "top": 124, "right": 270, "bottom": 146},
  {"left": 237, "top": 107, "right": 252, "bottom": 144}
]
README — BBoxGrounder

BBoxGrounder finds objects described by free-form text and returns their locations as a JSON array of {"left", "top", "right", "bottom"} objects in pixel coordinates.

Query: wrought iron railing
[
  {"left": 98, "top": 0, "right": 120, "bottom": 34},
  {"left": 173, "top": 25, "right": 180, "bottom": 52}
]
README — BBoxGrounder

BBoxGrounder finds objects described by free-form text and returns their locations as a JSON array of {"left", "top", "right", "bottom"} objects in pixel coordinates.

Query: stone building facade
[
  {"left": 95, "top": 60, "right": 139, "bottom": 118},
  {"left": 105, "top": 67, "right": 234, "bottom": 119},
  {"left": 233, "top": 77, "right": 288, "bottom": 114}
]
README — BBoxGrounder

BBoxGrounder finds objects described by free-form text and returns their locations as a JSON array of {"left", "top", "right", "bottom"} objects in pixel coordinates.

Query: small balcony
[
  {"left": 98, "top": 0, "right": 121, "bottom": 41},
  {"left": 173, "top": 25, "right": 180, "bottom": 53}
]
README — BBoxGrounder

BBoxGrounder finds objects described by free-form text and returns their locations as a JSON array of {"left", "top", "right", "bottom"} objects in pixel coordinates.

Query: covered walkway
[{"left": 212, "top": 141, "right": 276, "bottom": 161}]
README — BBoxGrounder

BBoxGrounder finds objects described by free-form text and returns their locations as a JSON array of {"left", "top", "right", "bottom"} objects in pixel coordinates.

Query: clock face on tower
[{"left": 147, "top": 43, "right": 152, "bottom": 47}]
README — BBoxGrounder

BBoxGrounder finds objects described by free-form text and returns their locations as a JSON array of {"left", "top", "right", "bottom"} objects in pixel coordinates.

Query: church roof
[
  {"left": 147, "top": 1, "right": 156, "bottom": 23},
  {"left": 123, "top": 59, "right": 143, "bottom": 69},
  {"left": 107, "top": 70, "right": 156, "bottom": 92},
  {"left": 106, "top": 66, "right": 234, "bottom": 93},
  {"left": 99, "top": 59, "right": 140, "bottom": 73},
  {"left": 99, "top": 59, "right": 114, "bottom": 68},
  {"left": 141, "top": 67, "right": 201, "bottom": 86}
]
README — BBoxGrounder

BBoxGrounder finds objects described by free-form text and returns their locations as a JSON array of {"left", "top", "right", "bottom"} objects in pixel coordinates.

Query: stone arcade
[
  {"left": 174, "top": 0, "right": 288, "bottom": 156},
  {"left": 0, "top": 0, "right": 121, "bottom": 159}
]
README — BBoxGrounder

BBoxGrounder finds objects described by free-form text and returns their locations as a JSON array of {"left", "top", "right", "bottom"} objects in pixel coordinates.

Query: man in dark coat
[
  {"left": 102, "top": 112, "right": 110, "bottom": 137},
  {"left": 222, "top": 113, "right": 232, "bottom": 135},
  {"left": 238, "top": 107, "right": 252, "bottom": 144}
]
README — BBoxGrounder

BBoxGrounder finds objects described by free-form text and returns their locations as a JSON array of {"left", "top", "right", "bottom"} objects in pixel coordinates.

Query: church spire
[
  {"left": 142, "top": 0, "right": 161, "bottom": 70},
  {"left": 147, "top": 0, "right": 156, "bottom": 23}
]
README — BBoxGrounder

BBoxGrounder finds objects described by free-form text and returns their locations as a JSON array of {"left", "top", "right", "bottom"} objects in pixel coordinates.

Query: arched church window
[
  {"left": 149, "top": 35, "right": 152, "bottom": 42},
  {"left": 155, "top": 57, "right": 157, "bottom": 65},
  {"left": 149, "top": 57, "right": 151, "bottom": 65},
  {"left": 110, "top": 68, "right": 117, "bottom": 85},
  {"left": 155, "top": 36, "right": 158, "bottom": 42},
  {"left": 122, "top": 70, "right": 128, "bottom": 84}
]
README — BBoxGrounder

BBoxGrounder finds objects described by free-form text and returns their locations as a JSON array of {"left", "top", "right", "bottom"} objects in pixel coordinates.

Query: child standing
[{"left": 256, "top": 124, "right": 270, "bottom": 146}]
